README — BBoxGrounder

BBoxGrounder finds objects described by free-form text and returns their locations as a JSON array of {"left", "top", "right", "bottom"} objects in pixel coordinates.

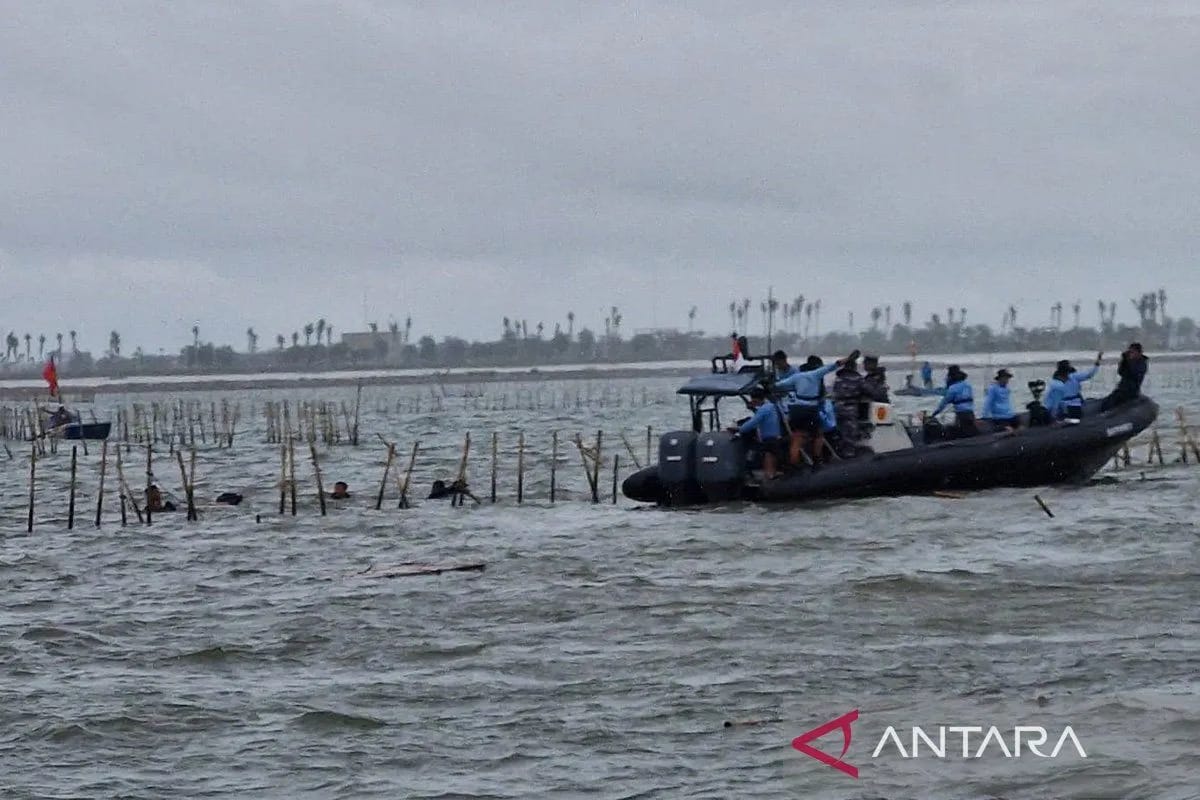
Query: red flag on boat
[{"left": 42, "top": 356, "right": 59, "bottom": 398}]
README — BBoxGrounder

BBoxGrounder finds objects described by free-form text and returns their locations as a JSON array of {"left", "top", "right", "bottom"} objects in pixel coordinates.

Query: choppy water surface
[{"left": 2, "top": 363, "right": 1198, "bottom": 799}]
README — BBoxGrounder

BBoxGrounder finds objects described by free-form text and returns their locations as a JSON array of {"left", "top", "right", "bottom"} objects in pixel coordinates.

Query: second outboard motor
[
  {"left": 658, "top": 431, "right": 702, "bottom": 505},
  {"left": 695, "top": 431, "right": 747, "bottom": 502}
]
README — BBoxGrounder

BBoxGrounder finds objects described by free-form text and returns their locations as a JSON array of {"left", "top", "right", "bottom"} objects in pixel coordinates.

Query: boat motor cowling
[
  {"left": 695, "top": 431, "right": 748, "bottom": 502},
  {"left": 658, "top": 431, "right": 703, "bottom": 505}
]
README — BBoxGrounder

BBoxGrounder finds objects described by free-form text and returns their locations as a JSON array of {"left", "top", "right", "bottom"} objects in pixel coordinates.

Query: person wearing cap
[
  {"left": 1101, "top": 343, "right": 1148, "bottom": 410},
  {"left": 931, "top": 365, "right": 977, "bottom": 436},
  {"left": 728, "top": 386, "right": 786, "bottom": 478},
  {"left": 1045, "top": 352, "right": 1102, "bottom": 420},
  {"left": 981, "top": 368, "right": 1019, "bottom": 430},
  {"left": 771, "top": 350, "right": 799, "bottom": 380},
  {"left": 775, "top": 351, "right": 856, "bottom": 465}
]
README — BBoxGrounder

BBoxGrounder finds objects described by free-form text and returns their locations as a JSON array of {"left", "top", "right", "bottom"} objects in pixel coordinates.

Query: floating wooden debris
[
  {"left": 353, "top": 562, "right": 486, "bottom": 579},
  {"left": 1033, "top": 494, "right": 1054, "bottom": 518}
]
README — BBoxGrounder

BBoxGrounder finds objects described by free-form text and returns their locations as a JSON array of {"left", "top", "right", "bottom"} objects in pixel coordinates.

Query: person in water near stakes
[
  {"left": 773, "top": 349, "right": 859, "bottom": 465},
  {"left": 930, "top": 365, "right": 977, "bottom": 437},
  {"left": 145, "top": 484, "right": 176, "bottom": 513},
  {"left": 1045, "top": 352, "right": 1102, "bottom": 421},
  {"left": 727, "top": 386, "right": 786, "bottom": 478},
  {"left": 330, "top": 481, "right": 351, "bottom": 499},
  {"left": 981, "top": 368, "right": 1020, "bottom": 431}
]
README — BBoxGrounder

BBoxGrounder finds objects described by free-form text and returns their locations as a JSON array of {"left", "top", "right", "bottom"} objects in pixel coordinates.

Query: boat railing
[{"left": 709, "top": 354, "right": 771, "bottom": 375}]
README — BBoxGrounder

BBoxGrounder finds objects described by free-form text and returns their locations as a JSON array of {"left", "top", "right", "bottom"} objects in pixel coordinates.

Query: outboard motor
[
  {"left": 695, "top": 431, "right": 748, "bottom": 502},
  {"left": 658, "top": 431, "right": 703, "bottom": 505}
]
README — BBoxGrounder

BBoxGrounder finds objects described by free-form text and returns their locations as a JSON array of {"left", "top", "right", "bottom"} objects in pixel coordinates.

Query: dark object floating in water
[
  {"left": 354, "top": 562, "right": 486, "bottom": 579},
  {"left": 622, "top": 355, "right": 1157, "bottom": 506},
  {"left": 215, "top": 492, "right": 243, "bottom": 505}
]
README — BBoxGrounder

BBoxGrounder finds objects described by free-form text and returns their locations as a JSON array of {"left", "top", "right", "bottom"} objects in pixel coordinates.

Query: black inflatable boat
[{"left": 622, "top": 359, "right": 1157, "bottom": 506}]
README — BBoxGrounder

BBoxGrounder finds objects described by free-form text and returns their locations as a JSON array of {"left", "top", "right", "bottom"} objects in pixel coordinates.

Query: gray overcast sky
[{"left": 2, "top": 2, "right": 1198, "bottom": 353}]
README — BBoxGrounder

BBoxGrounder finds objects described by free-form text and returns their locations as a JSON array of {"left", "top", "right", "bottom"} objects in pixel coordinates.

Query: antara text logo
[{"left": 792, "top": 709, "right": 1087, "bottom": 778}]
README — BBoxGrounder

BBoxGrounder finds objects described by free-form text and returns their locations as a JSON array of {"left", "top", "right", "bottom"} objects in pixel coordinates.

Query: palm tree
[
  {"left": 804, "top": 303, "right": 813, "bottom": 339},
  {"left": 611, "top": 307, "right": 623, "bottom": 337},
  {"left": 55, "top": 332, "right": 63, "bottom": 356},
  {"left": 23, "top": 333, "right": 32, "bottom": 361},
  {"left": 303, "top": 322, "right": 315, "bottom": 346},
  {"left": 536, "top": 321, "right": 544, "bottom": 338},
  {"left": 734, "top": 304, "right": 745, "bottom": 330},
  {"left": 191, "top": 324, "right": 200, "bottom": 350},
  {"left": 870, "top": 307, "right": 882, "bottom": 330},
  {"left": 959, "top": 307, "right": 966, "bottom": 327},
  {"left": 69, "top": 330, "right": 77, "bottom": 354},
  {"left": 728, "top": 301, "right": 737, "bottom": 331},
  {"left": 814, "top": 299, "right": 822, "bottom": 336},
  {"left": 1097, "top": 300, "right": 1106, "bottom": 330},
  {"left": 108, "top": 330, "right": 121, "bottom": 358},
  {"left": 37, "top": 334, "right": 46, "bottom": 359},
  {"left": 946, "top": 308, "right": 954, "bottom": 326},
  {"left": 1072, "top": 301, "right": 1081, "bottom": 330},
  {"left": 316, "top": 318, "right": 326, "bottom": 345},
  {"left": 276, "top": 334, "right": 286, "bottom": 351},
  {"left": 388, "top": 320, "right": 399, "bottom": 344},
  {"left": 368, "top": 322, "right": 379, "bottom": 334},
  {"left": 1008, "top": 305, "right": 1018, "bottom": 330},
  {"left": 404, "top": 316, "right": 412, "bottom": 343},
  {"left": 884, "top": 305, "right": 892, "bottom": 329},
  {"left": 1157, "top": 288, "right": 1167, "bottom": 324},
  {"left": 502, "top": 317, "right": 512, "bottom": 338},
  {"left": 848, "top": 311, "right": 855, "bottom": 331},
  {"left": 326, "top": 324, "right": 333, "bottom": 345},
  {"left": 246, "top": 327, "right": 257, "bottom": 353},
  {"left": 687, "top": 306, "right": 697, "bottom": 333},
  {"left": 902, "top": 301, "right": 912, "bottom": 328},
  {"left": 567, "top": 311, "right": 575, "bottom": 339},
  {"left": 291, "top": 331, "right": 300, "bottom": 348}
]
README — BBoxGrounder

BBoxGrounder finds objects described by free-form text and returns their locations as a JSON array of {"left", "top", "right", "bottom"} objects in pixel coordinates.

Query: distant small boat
[
  {"left": 894, "top": 384, "right": 945, "bottom": 397},
  {"left": 40, "top": 406, "right": 112, "bottom": 441}
]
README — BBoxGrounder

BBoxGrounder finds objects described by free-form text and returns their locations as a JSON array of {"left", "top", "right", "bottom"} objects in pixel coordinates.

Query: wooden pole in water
[
  {"left": 95, "top": 440, "right": 108, "bottom": 527},
  {"left": 490, "top": 431, "right": 498, "bottom": 503},
  {"left": 176, "top": 450, "right": 191, "bottom": 521},
  {"left": 27, "top": 442, "right": 36, "bottom": 532},
  {"left": 289, "top": 439, "right": 297, "bottom": 515},
  {"left": 399, "top": 441, "right": 419, "bottom": 509},
  {"left": 646, "top": 425, "right": 653, "bottom": 465},
  {"left": 590, "top": 430, "right": 603, "bottom": 504},
  {"left": 375, "top": 439, "right": 396, "bottom": 510},
  {"left": 115, "top": 446, "right": 142, "bottom": 523},
  {"left": 453, "top": 432, "right": 472, "bottom": 507},
  {"left": 310, "top": 443, "right": 327, "bottom": 516},
  {"left": 352, "top": 382, "right": 362, "bottom": 445},
  {"left": 67, "top": 445, "right": 78, "bottom": 529},
  {"left": 516, "top": 431, "right": 525, "bottom": 504},
  {"left": 611, "top": 453, "right": 619, "bottom": 504},
  {"left": 278, "top": 445, "right": 287, "bottom": 515},
  {"left": 145, "top": 444, "right": 153, "bottom": 525},
  {"left": 549, "top": 431, "right": 558, "bottom": 503},
  {"left": 619, "top": 431, "right": 642, "bottom": 470}
]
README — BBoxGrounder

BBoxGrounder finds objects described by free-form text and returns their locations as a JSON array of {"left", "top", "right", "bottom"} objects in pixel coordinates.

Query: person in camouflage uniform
[
  {"left": 862, "top": 355, "right": 889, "bottom": 403},
  {"left": 831, "top": 357, "right": 866, "bottom": 455}
]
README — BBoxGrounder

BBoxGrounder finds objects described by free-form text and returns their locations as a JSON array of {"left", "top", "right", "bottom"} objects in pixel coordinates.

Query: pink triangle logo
[{"left": 791, "top": 709, "right": 859, "bottom": 778}]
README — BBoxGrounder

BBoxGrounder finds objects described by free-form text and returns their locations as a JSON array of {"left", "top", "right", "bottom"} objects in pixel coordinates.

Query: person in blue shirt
[
  {"left": 931, "top": 365, "right": 977, "bottom": 437},
  {"left": 729, "top": 386, "right": 786, "bottom": 477},
  {"left": 1045, "top": 353, "right": 1102, "bottom": 420},
  {"left": 771, "top": 350, "right": 799, "bottom": 381},
  {"left": 775, "top": 350, "right": 856, "bottom": 465},
  {"left": 981, "top": 368, "right": 1019, "bottom": 430},
  {"left": 920, "top": 361, "right": 934, "bottom": 389}
]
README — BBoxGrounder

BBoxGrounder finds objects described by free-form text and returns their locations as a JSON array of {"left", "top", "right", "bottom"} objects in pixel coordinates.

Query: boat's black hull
[
  {"left": 623, "top": 396, "right": 1157, "bottom": 505},
  {"left": 62, "top": 422, "right": 112, "bottom": 441}
]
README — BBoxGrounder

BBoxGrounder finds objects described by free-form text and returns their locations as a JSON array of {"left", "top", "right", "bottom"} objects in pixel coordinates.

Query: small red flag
[{"left": 42, "top": 356, "right": 59, "bottom": 398}]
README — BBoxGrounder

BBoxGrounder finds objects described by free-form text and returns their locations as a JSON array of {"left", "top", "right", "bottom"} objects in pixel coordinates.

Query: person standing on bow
[
  {"left": 930, "top": 365, "right": 977, "bottom": 437},
  {"left": 981, "top": 368, "right": 1019, "bottom": 431},
  {"left": 1045, "top": 352, "right": 1102, "bottom": 420},
  {"left": 1101, "top": 343, "right": 1148, "bottom": 410}
]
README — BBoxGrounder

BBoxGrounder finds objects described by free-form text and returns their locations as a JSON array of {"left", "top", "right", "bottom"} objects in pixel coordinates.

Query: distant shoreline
[{"left": 1, "top": 350, "right": 1197, "bottom": 400}]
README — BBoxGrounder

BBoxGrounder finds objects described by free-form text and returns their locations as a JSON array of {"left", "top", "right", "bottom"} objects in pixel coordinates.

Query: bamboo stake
[
  {"left": 516, "top": 431, "right": 525, "bottom": 504},
  {"left": 116, "top": 446, "right": 142, "bottom": 523},
  {"left": 279, "top": 444, "right": 287, "bottom": 515},
  {"left": 310, "top": 443, "right": 327, "bottom": 516},
  {"left": 550, "top": 431, "right": 558, "bottom": 503},
  {"left": 289, "top": 439, "right": 297, "bottom": 516},
  {"left": 176, "top": 451, "right": 192, "bottom": 521},
  {"left": 611, "top": 453, "right": 619, "bottom": 504},
  {"left": 352, "top": 383, "right": 362, "bottom": 445},
  {"left": 399, "top": 441, "right": 419, "bottom": 509},
  {"left": 646, "top": 425, "right": 653, "bottom": 465},
  {"left": 27, "top": 442, "right": 36, "bottom": 532},
  {"left": 490, "top": 431, "right": 498, "bottom": 503},
  {"left": 375, "top": 439, "right": 396, "bottom": 510},
  {"left": 95, "top": 440, "right": 108, "bottom": 527},
  {"left": 620, "top": 431, "right": 642, "bottom": 469},
  {"left": 145, "top": 444, "right": 153, "bottom": 526},
  {"left": 590, "top": 430, "right": 603, "bottom": 503}
]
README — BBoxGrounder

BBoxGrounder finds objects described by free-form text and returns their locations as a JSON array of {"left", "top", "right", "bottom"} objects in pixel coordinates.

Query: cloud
[{"left": 2, "top": 1, "right": 1198, "bottom": 349}]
